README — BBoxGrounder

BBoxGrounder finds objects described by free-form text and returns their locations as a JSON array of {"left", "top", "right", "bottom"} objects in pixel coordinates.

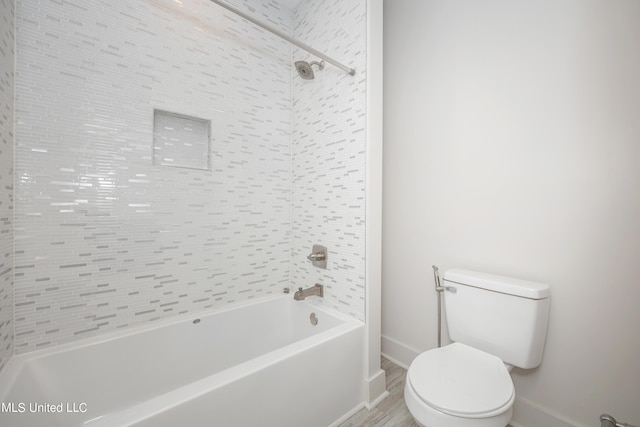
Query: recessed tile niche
[{"left": 153, "top": 110, "right": 211, "bottom": 170}]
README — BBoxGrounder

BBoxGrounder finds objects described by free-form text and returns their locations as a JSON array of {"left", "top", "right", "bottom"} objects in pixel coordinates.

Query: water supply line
[{"left": 433, "top": 265, "right": 444, "bottom": 348}]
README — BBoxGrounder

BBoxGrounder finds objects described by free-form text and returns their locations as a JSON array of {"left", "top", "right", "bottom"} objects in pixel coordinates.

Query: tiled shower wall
[
  {"left": 11, "top": 0, "right": 368, "bottom": 354},
  {"left": 13, "top": 0, "right": 293, "bottom": 353},
  {"left": 291, "top": 0, "right": 367, "bottom": 321},
  {"left": 0, "top": 0, "right": 14, "bottom": 370}
]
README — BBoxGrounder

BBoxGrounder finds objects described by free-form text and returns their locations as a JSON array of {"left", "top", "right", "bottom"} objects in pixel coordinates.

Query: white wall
[
  {"left": 382, "top": 1, "right": 640, "bottom": 426},
  {"left": 0, "top": 0, "right": 14, "bottom": 373}
]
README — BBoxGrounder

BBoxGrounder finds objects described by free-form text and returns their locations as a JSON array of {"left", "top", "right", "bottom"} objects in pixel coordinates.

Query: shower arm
[{"left": 208, "top": 0, "right": 356, "bottom": 76}]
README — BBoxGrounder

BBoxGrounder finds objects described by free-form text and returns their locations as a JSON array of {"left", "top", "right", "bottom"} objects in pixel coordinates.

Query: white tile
[
  {"left": 13, "top": 0, "right": 292, "bottom": 352},
  {"left": 292, "top": 0, "right": 367, "bottom": 321},
  {"left": 12, "top": 0, "right": 368, "bottom": 353},
  {"left": 0, "top": 0, "right": 15, "bottom": 371}
]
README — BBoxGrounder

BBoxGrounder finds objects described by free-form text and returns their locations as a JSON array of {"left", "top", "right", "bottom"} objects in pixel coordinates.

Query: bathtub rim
[
  {"left": 87, "top": 315, "right": 364, "bottom": 426},
  {"left": 0, "top": 293, "right": 362, "bottom": 402}
]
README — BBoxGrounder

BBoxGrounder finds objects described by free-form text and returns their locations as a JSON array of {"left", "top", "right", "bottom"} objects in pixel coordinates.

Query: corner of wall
[
  {"left": 362, "top": 369, "right": 388, "bottom": 409},
  {"left": 290, "top": 0, "right": 368, "bottom": 322},
  {"left": 364, "top": 0, "right": 384, "bottom": 406},
  {"left": 381, "top": 334, "right": 419, "bottom": 370}
]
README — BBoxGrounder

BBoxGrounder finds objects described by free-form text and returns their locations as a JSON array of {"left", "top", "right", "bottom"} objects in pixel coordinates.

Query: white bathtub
[{"left": 0, "top": 294, "right": 365, "bottom": 426}]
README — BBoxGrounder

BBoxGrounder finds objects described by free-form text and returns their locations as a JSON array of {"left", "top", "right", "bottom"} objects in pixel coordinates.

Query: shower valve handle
[
  {"left": 307, "top": 252, "right": 326, "bottom": 261},
  {"left": 307, "top": 244, "right": 327, "bottom": 269}
]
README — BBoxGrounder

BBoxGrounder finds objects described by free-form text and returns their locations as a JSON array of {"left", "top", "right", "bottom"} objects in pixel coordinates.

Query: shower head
[{"left": 295, "top": 60, "right": 325, "bottom": 80}]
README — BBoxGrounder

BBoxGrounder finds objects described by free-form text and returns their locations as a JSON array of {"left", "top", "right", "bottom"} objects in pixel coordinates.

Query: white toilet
[{"left": 405, "top": 269, "right": 550, "bottom": 427}]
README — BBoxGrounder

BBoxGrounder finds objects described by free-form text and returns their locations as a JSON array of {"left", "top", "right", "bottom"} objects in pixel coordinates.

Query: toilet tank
[{"left": 443, "top": 269, "right": 550, "bottom": 369}]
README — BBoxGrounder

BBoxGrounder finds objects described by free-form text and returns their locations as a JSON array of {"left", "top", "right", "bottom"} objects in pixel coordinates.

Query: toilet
[{"left": 405, "top": 269, "right": 550, "bottom": 427}]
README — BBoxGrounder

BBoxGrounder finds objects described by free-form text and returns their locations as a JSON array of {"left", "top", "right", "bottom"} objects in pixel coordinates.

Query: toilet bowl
[
  {"left": 405, "top": 343, "right": 515, "bottom": 427},
  {"left": 403, "top": 269, "right": 550, "bottom": 427}
]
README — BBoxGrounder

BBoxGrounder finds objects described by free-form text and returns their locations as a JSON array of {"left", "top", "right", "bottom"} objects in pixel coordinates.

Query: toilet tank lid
[{"left": 444, "top": 269, "right": 550, "bottom": 299}]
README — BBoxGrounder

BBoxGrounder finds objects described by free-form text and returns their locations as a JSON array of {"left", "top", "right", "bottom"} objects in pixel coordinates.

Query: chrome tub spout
[{"left": 294, "top": 284, "right": 324, "bottom": 301}]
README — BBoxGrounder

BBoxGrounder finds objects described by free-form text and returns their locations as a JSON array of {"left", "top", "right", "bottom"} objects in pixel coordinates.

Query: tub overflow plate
[{"left": 310, "top": 313, "right": 318, "bottom": 326}]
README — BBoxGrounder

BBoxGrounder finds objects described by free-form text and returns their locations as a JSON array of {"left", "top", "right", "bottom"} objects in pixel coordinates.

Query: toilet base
[{"left": 404, "top": 378, "right": 513, "bottom": 427}]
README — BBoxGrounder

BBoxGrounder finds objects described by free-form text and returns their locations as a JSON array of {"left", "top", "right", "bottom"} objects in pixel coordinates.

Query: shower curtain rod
[{"left": 208, "top": 0, "right": 356, "bottom": 76}]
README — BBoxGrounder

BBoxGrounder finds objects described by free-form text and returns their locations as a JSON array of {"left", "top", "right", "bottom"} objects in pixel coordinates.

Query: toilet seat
[{"left": 407, "top": 343, "right": 514, "bottom": 418}]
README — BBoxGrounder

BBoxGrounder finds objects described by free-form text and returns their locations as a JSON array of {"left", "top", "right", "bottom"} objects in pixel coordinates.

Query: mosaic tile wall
[
  {"left": 13, "top": 0, "right": 293, "bottom": 352},
  {"left": 291, "top": 0, "right": 367, "bottom": 321},
  {"left": 0, "top": 0, "right": 14, "bottom": 371}
]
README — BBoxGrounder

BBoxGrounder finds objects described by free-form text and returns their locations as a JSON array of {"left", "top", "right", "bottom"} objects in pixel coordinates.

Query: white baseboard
[
  {"left": 381, "top": 334, "right": 420, "bottom": 369},
  {"left": 511, "top": 396, "right": 582, "bottom": 427},
  {"left": 328, "top": 402, "right": 366, "bottom": 427},
  {"left": 328, "top": 369, "right": 389, "bottom": 427},
  {"left": 363, "top": 368, "right": 388, "bottom": 408},
  {"left": 381, "top": 334, "right": 582, "bottom": 427},
  {"left": 366, "top": 390, "right": 390, "bottom": 410}
]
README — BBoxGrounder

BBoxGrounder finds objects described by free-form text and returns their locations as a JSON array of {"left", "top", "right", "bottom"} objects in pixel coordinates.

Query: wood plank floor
[
  {"left": 338, "top": 357, "right": 513, "bottom": 427},
  {"left": 338, "top": 357, "right": 418, "bottom": 427}
]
